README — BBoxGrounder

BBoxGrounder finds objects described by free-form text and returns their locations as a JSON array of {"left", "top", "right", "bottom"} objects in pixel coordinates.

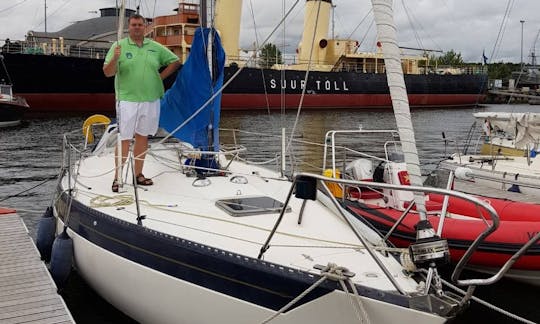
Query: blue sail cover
[{"left": 159, "top": 28, "right": 225, "bottom": 152}]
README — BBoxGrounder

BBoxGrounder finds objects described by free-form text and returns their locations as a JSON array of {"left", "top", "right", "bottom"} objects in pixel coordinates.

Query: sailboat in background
[
  {"left": 439, "top": 112, "right": 540, "bottom": 197},
  {"left": 37, "top": 0, "right": 534, "bottom": 323}
]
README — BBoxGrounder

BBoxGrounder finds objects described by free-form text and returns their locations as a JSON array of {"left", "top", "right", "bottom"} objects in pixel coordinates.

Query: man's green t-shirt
[{"left": 105, "top": 37, "right": 179, "bottom": 102}]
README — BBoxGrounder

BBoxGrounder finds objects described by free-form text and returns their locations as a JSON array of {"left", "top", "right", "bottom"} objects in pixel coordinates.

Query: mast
[
  {"left": 200, "top": 0, "right": 207, "bottom": 29},
  {"left": 371, "top": 0, "right": 450, "bottom": 296},
  {"left": 370, "top": 0, "right": 427, "bottom": 219},
  {"left": 201, "top": 0, "right": 218, "bottom": 152},
  {"left": 44, "top": 0, "right": 47, "bottom": 35}
]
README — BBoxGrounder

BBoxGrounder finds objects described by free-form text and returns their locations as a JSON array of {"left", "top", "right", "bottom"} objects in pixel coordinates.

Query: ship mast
[{"left": 44, "top": 0, "right": 47, "bottom": 35}]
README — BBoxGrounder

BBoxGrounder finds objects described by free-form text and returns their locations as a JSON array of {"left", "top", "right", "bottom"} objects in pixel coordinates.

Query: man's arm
[
  {"left": 160, "top": 60, "right": 182, "bottom": 80},
  {"left": 103, "top": 45, "right": 121, "bottom": 77}
]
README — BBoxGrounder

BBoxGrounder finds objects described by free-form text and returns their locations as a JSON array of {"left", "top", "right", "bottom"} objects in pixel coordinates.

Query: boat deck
[
  {"left": 0, "top": 208, "right": 75, "bottom": 324},
  {"left": 454, "top": 179, "right": 540, "bottom": 204}
]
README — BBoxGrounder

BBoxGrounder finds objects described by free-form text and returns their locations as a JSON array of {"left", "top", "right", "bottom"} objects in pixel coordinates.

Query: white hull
[
  {"left": 51, "top": 139, "right": 456, "bottom": 324},
  {"left": 440, "top": 155, "right": 540, "bottom": 198},
  {"left": 55, "top": 217, "right": 445, "bottom": 324}
]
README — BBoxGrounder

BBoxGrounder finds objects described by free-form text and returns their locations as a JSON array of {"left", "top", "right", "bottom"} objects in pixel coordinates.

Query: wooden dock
[
  {"left": 488, "top": 89, "right": 540, "bottom": 100},
  {"left": 0, "top": 208, "right": 75, "bottom": 324}
]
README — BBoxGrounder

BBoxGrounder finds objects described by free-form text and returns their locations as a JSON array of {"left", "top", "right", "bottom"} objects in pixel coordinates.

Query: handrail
[
  {"left": 452, "top": 231, "right": 540, "bottom": 286},
  {"left": 292, "top": 173, "right": 514, "bottom": 288},
  {"left": 311, "top": 169, "right": 537, "bottom": 287},
  {"left": 322, "top": 129, "right": 399, "bottom": 174}
]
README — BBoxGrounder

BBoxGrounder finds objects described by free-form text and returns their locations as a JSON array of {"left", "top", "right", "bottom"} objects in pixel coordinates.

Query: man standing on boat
[{"left": 103, "top": 14, "right": 181, "bottom": 192}]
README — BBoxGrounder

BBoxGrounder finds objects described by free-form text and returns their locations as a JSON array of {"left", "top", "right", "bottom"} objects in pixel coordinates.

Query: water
[{"left": 1, "top": 104, "right": 539, "bottom": 324}]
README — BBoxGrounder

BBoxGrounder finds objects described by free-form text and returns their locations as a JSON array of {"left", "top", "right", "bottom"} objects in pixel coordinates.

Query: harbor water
[{"left": 1, "top": 104, "right": 539, "bottom": 324}]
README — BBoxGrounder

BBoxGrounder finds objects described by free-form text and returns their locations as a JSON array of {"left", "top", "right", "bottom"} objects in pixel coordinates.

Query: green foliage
[
  {"left": 434, "top": 50, "right": 464, "bottom": 66},
  {"left": 259, "top": 43, "right": 283, "bottom": 68},
  {"left": 486, "top": 62, "right": 521, "bottom": 80},
  {"left": 427, "top": 49, "right": 521, "bottom": 79}
]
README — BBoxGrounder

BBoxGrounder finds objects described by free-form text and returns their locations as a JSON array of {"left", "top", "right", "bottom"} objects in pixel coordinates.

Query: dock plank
[
  {"left": 0, "top": 299, "right": 64, "bottom": 316},
  {"left": 0, "top": 284, "right": 56, "bottom": 298},
  {"left": 0, "top": 212, "right": 75, "bottom": 324},
  {"left": 0, "top": 305, "right": 67, "bottom": 320},
  {"left": 3, "top": 310, "right": 71, "bottom": 324}
]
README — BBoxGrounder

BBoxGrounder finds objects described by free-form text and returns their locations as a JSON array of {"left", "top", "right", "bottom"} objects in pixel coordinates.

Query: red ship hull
[{"left": 22, "top": 92, "right": 486, "bottom": 114}]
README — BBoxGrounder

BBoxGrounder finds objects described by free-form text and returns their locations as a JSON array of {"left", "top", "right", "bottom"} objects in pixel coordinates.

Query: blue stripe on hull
[{"left": 56, "top": 190, "right": 410, "bottom": 311}]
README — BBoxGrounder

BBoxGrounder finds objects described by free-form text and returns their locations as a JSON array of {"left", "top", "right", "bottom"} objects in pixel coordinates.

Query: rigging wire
[
  {"left": 402, "top": 0, "right": 440, "bottom": 51},
  {"left": 284, "top": 0, "right": 323, "bottom": 164},
  {"left": 399, "top": 0, "right": 444, "bottom": 53},
  {"left": 0, "top": 176, "right": 56, "bottom": 203},
  {"left": 248, "top": 0, "right": 272, "bottom": 116},
  {"left": 148, "top": 0, "right": 303, "bottom": 151},
  {"left": 32, "top": 0, "right": 74, "bottom": 30},
  {"left": 489, "top": 0, "right": 515, "bottom": 63},
  {"left": 340, "top": 8, "right": 373, "bottom": 53},
  {"left": 400, "top": 0, "right": 424, "bottom": 51},
  {"left": 484, "top": 0, "right": 516, "bottom": 106},
  {"left": 0, "top": 0, "right": 28, "bottom": 14}
]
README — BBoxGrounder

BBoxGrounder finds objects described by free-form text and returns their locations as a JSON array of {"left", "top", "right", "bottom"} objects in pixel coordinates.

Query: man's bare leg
[
  {"left": 114, "top": 139, "right": 131, "bottom": 179},
  {"left": 133, "top": 133, "right": 148, "bottom": 176}
]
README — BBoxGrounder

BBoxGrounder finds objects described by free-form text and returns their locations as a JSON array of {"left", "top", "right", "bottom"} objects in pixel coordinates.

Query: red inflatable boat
[{"left": 343, "top": 193, "right": 540, "bottom": 284}]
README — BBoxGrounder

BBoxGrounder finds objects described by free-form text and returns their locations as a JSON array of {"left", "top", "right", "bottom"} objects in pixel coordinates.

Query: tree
[
  {"left": 487, "top": 62, "right": 521, "bottom": 80},
  {"left": 436, "top": 50, "right": 464, "bottom": 66},
  {"left": 259, "top": 43, "right": 283, "bottom": 68}
]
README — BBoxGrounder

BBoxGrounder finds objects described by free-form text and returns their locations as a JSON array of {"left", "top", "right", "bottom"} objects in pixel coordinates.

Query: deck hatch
[{"left": 216, "top": 196, "right": 292, "bottom": 217}]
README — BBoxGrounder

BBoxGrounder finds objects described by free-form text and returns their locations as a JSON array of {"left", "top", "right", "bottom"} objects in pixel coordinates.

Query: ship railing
[{"left": 1, "top": 40, "right": 109, "bottom": 59}]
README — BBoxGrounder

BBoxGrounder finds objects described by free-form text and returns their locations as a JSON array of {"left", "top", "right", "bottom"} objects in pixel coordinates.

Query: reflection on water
[{"left": 1, "top": 104, "right": 538, "bottom": 323}]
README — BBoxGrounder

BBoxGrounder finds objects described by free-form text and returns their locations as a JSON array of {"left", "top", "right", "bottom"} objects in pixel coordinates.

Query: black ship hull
[
  {"left": 1, "top": 52, "right": 487, "bottom": 113},
  {"left": 0, "top": 98, "right": 29, "bottom": 127}
]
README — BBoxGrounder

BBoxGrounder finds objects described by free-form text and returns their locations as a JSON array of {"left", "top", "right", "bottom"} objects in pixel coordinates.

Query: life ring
[{"left": 82, "top": 114, "right": 111, "bottom": 144}]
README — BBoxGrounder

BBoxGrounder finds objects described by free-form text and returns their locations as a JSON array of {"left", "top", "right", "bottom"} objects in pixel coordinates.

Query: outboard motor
[{"left": 345, "top": 158, "right": 374, "bottom": 181}]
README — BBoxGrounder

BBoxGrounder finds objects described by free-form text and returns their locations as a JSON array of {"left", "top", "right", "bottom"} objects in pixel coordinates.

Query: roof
[{"left": 29, "top": 16, "right": 120, "bottom": 45}]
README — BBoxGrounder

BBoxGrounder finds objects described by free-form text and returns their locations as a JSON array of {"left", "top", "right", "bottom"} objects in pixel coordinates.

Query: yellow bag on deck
[{"left": 323, "top": 169, "right": 343, "bottom": 198}]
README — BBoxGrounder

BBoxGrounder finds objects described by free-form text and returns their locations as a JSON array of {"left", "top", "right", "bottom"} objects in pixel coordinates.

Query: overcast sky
[{"left": 1, "top": 0, "right": 539, "bottom": 63}]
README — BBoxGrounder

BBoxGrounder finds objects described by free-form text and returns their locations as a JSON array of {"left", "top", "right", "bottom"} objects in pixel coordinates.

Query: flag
[{"left": 482, "top": 50, "right": 488, "bottom": 65}]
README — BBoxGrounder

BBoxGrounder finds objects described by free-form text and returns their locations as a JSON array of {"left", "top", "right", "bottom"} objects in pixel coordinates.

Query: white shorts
[{"left": 116, "top": 100, "right": 160, "bottom": 140}]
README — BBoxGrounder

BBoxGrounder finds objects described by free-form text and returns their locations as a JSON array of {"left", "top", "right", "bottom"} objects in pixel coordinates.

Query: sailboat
[
  {"left": 439, "top": 112, "right": 540, "bottom": 197},
  {"left": 42, "top": 1, "right": 521, "bottom": 323}
]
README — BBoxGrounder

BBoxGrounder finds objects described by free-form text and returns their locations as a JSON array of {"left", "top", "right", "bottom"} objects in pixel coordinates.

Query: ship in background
[{"left": 0, "top": 0, "right": 487, "bottom": 113}]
